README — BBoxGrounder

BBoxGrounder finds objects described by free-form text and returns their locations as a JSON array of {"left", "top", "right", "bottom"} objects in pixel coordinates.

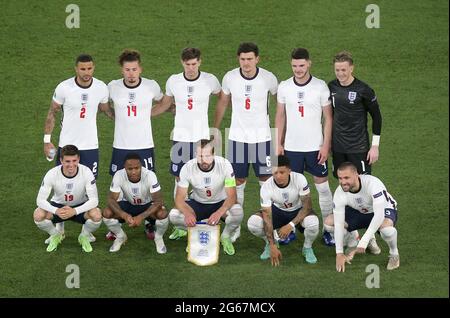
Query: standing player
[
  {"left": 108, "top": 49, "right": 163, "bottom": 174},
  {"left": 43, "top": 54, "right": 111, "bottom": 241},
  {"left": 33, "top": 145, "right": 102, "bottom": 253},
  {"left": 108, "top": 49, "right": 163, "bottom": 240},
  {"left": 324, "top": 162, "right": 399, "bottom": 271},
  {"left": 168, "top": 139, "right": 244, "bottom": 256},
  {"left": 275, "top": 48, "right": 334, "bottom": 246},
  {"left": 328, "top": 51, "right": 382, "bottom": 177},
  {"left": 151, "top": 47, "right": 221, "bottom": 240},
  {"left": 247, "top": 155, "right": 320, "bottom": 266},
  {"left": 214, "top": 42, "right": 278, "bottom": 240},
  {"left": 102, "top": 153, "right": 169, "bottom": 253}
]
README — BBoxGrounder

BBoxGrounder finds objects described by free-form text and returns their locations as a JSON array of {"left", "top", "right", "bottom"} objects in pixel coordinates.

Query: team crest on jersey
[
  {"left": 282, "top": 192, "right": 289, "bottom": 201},
  {"left": 245, "top": 85, "right": 252, "bottom": 96},
  {"left": 128, "top": 92, "right": 136, "bottom": 102},
  {"left": 297, "top": 91, "right": 304, "bottom": 100},
  {"left": 199, "top": 231, "right": 210, "bottom": 246},
  {"left": 187, "top": 86, "right": 194, "bottom": 95},
  {"left": 132, "top": 187, "right": 139, "bottom": 195},
  {"left": 204, "top": 177, "right": 211, "bottom": 185},
  {"left": 348, "top": 91, "right": 357, "bottom": 104},
  {"left": 81, "top": 93, "right": 89, "bottom": 102},
  {"left": 66, "top": 183, "right": 73, "bottom": 190},
  {"left": 356, "top": 197, "right": 363, "bottom": 204}
]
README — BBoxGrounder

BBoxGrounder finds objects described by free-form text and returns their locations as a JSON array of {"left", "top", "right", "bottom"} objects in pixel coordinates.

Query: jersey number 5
[{"left": 187, "top": 97, "right": 193, "bottom": 110}]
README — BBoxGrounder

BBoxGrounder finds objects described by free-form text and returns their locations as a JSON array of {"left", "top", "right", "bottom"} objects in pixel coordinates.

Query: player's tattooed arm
[
  {"left": 261, "top": 207, "right": 275, "bottom": 245},
  {"left": 107, "top": 191, "right": 128, "bottom": 219},
  {"left": 99, "top": 102, "right": 114, "bottom": 120},
  {"left": 44, "top": 100, "right": 61, "bottom": 134},
  {"left": 140, "top": 190, "right": 164, "bottom": 220},
  {"left": 290, "top": 193, "right": 314, "bottom": 226}
]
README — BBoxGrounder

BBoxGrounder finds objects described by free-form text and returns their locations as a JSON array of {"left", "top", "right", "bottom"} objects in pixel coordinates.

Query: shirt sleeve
[
  {"left": 149, "top": 171, "right": 161, "bottom": 193},
  {"left": 209, "top": 74, "right": 221, "bottom": 95},
  {"left": 109, "top": 171, "right": 121, "bottom": 193},
  {"left": 100, "top": 83, "right": 109, "bottom": 104},
  {"left": 297, "top": 174, "right": 311, "bottom": 196},
  {"left": 36, "top": 171, "right": 58, "bottom": 214},
  {"left": 320, "top": 81, "right": 331, "bottom": 107},
  {"left": 362, "top": 84, "right": 382, "bottom": 135},
  {"left": 260, "top": 182, "right": 272, "bottom": 208},
  {"left": 177, "top": 164, "right": 190, "bottom": 188},
  {"left": 73, "top": 169, "right": 99, "bottom": 215},
  {"left": 152, "top": 81, "right": 164, "bottom": 101},
  {"left": 224, "top": 159, "right": 236, "bottom": 188},
  {"left": 268, "top": 73, "right": 278, "bottom": 95},
  {"left": 165, "top": 76, "right": 173, "bottom": 97},
  {"left": 52, "top": 83, "right": 65, "bottom": 105},
  {"left": 333, "top": 190, "right": 347, "bottom": 254},
  {"left": 221, "top": 73, "right": 231, "bottom": 95},
  {"left": 276, "top": 82, "right": 286, "bottom": 104}
]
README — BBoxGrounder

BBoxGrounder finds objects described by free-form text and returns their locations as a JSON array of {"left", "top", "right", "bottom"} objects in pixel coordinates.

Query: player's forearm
[
  {"left": 358, "top": 207, "right": 384, "bottom": 249},
  {"left": 74, "top": 196, "right": 98, "bottom": 215},
  {"left": 368, "top": 102, "right": 382, "bottom": 136},
  {"left": 274, "top": 110, "right": 286, "bottom": 146},
  {"left": 108, "top": 198, "right": 127, "bottom": 218},
  {"left": 141, "top": 201, "right": 163, "bottom": 219},
  {"left": 44, "top": 109, "right": 56, "bottom": 134},
  {"left": 101, "top": 104, "right": 115, "bottom": 120},
  {"left": 334, "top": 210, "right": 346, "bottom": 254},
  {"left": 322, "top": 117, "right": 332, "bottom": 149},
  {"left": 36, "top": 187, "right": 57, "bottom": 214},
  {"left": 213, "top": 94, "right": 228, "bottom": 128},
  {"left": 261, "top": 208, "right": 275, "bottom": 245},
  {"left": 294, "top": 195, "right": 313, "bottom": 225}
]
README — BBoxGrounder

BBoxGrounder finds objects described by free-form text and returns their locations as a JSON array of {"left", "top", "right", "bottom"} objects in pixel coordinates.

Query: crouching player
[
  {"left": 103, "top": 153, "right": 169, "bottom": 253},
  {"left": 324, "top": 162, "right": 400, "bottom": 271},
  {"left": 168, "top": 138, "right": 243, "bottom": 256},
  {"left": 247, "top": 155, "right": 320, "bottom": 266},
  {"left": 33, "top": 145, "right": 102, "bottom": 253}
]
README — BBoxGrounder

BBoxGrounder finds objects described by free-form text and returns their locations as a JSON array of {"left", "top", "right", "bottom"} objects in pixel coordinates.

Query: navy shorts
[
  {"left": 117, "top": 201, "right": 155, "bottom": 224},
  {"left": 50, "top": 201, "right": 87, "bottom": 224},
  {"left": 345, "top": 206, "right": 398, "bottom": 232},
  {"left": 56, "top": 148, "right": 99, "bottom": 179},
  {"left": 284, "top": 150, "right": 328, "bottom": 177},
  {"left": 186, "top": 199, "right": 225, "bottom": 221},
  {"left": 227, "top": 140, "right": 273, "bottom": 178},
  {"left": 169, "top": 141, "right": 196, "bottom": 177},
  {"left": 271, "top": 204, "right": 305, "bottom": 232},
  {"left": 332, "top": 151, "right": 371, "bottom": 178},
  {"left": 110, "top": 147, "right": 155, "bottom": 175}
]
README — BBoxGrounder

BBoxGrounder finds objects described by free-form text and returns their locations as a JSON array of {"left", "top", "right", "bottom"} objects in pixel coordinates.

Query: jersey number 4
[{"left": 298, "top": 105, "right": 304, "bottom": 117}]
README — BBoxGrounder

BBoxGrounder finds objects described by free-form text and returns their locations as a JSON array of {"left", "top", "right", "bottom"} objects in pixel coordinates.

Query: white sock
[
  {"left": 155, "top": 217, "right": 169, "bottom": 239},
  {"left": 314, "top": 181, "right": 333, "bottom": 227},
  {"left": 380, "top": 226, "right": 398, "bottom": 255},
  {"left": 222, "top": 204, "right": 244, "bottom": 238},
  {"left": 323, "top": 223, "right": 335, "bottom": 233},
  {"left": 302, "top": 215, "right": 319, "bottom": 248},
  {"left": 173, "top": 180, "right": 178, "bottom": 199},
  {"left": 168, "top": 208, "right": 187, "bottom": 230},
  {"left": 345, "top": 229, "right": 359, "bottom": 248},
  {"left": 103, "top": 217, "right": 125, "bottom": 238},
  {"left": 247, "top": 214, "right": 268, "bottom": 244},
  {"left": 55, "top": 222, "right": 65, "bottom": 233},
  {"left": 35, "top": 220, "right": 59, "bottom": 236},
  {"left": 81, "top": 219, "right": 101, "bottom": 236},
  {"left": 236, "top": 182, "right": 246, "bottom": 207}
]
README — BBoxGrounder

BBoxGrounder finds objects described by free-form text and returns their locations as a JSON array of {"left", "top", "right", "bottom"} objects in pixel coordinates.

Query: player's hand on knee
[
  {"left": 207, "top": 211, "right": 221, "bottom": 226},
  {"left": 185, "top": 212, "right": 197, "bottom": 227}
]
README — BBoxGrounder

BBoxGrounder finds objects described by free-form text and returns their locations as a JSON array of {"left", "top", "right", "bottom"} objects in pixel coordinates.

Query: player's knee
[
  {"left": 236, "top": 178, "right": 246, "bottom": 186},
  {"left": 229, "top": 204, "right": 244, "bottom": 220},
  {"left": 169, "top": 208, "right": 183, "bottom": 225},
  {"left": 156, "top": 205, "right": 168, "bottom": 219},
  {"left": 88, "top": 208, "right": 102, "bottom": 222},
  {"left": 102, "top": 207, "right": 114, "bottom": 218},
  {"left": 247, "top": 214, "right": 263, "bottom": 235},
  {"left": 33, "top": 208, "right": 47, "bottom": 222},
  {"left": 324, "top": 214, "right": 334, "bottom": 227},
  {"left": 303, "top": 214, "right": 320, "bottom": 230},
  {"left": 380, "top": 226, "right": 396, "bottom": 240}
]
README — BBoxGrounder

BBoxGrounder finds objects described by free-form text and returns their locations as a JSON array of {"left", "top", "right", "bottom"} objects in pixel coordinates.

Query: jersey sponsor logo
[
  {"left": 81, "top": 93, "right": 89, "bottom": 102},
  {"left": 348, "top": 91, "right": 357, "bottom": 104},
  {"left": 66, "top": 183, "right": 73, "bottom": 190},
  {"left": 90, "top": 179, "right": 96, "bottom": 185},
  {"left": 373, "top": 191, "right": 383, "bottom": 199},
  {"left": 152, "top": 182, "right": 160, "bottom": 189},
  {"left": 199, "top": 231, "right": 210, "bottom": 246},
  {"left": 204, "top": 177, "right": 211, "bottom": 185},
  {"left": 128, "top": 92, "right": 136, "bottom": 102}
]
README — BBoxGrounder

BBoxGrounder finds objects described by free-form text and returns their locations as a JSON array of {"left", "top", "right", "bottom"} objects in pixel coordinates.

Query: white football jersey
[
  {"left": 178, "top": 156, "right": 235, "bottom": 204},
  {"left": 110, "top": 167, "right": 161, "bottom": 205},
  {"left": 53, "top": 77, "right": 109, "bottom": 150},
  {"left": 222, "top": 67, "right": 278, "bottom": 143},
  {"left": 260, "top": 172, "right": 310, "bottom": 212},
  {"left": 109, "top": 78, "right": 163, "bottom": 149},
  {"left": 277, "top": 76, "right": 331, "bottom": 152},
  {"left": 166, "top": 71, "right": 221, "bottom": 142},
  {"left": 333, "top": 175, "right": 397, "bottom": 215},
  {"left": 36, "top": 164, "right": 98, "bottom": 214}
]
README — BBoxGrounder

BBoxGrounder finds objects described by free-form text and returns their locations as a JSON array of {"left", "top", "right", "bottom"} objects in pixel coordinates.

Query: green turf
[{"left": 0, "top": 0, "right": 448, "bottom": 298}]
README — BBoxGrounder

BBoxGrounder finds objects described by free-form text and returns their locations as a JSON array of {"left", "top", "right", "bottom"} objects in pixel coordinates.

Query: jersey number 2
[{"left": 80, "top": 106, "right": 86, "bottom": 118}]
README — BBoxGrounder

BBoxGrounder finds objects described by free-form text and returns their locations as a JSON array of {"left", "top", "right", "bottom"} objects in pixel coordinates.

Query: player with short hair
[
  {"left": 43, "top": 53, "right": 112, "bottom": 239},
  {"left": 324, "top": 162, "right": 399, "bottom": 271},
  {"left": 168, "top": 138, "right": 243, "bottom": 256},
  {"left": 275, "top": 48, "right": 334, "bottom": 246},
  {"left": 247, "top": 155, "right": 320, "bottom": 266},
  {"left": 328, "top": 51, "right": 382, "bottom": 177},
  {"left": 33, "top": 145, "right": 102, "bottom": 253},
  {"left": 108, "top": 49, "right": 163, "bottom": 175},
  {"left": 214, "top": 42, "right": 278, "bottom": 241},
  {"left": 151, "top": 47, "right": 221, "bottom": 240},
  {"left": 102, "top": 153, "right": 169, "bottom": 253}
]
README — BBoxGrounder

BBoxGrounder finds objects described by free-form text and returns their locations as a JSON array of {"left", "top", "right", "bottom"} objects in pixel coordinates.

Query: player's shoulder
[
  {"left": 327, "top": 78, "right": 340, "bottom": 87},
  {"left": 46, "top": 165, "right": 62, "bottom": 177},
  {"left": 278, "top": 76, "right": 293, "bottom": 88},
  {"left": 361, "top": 174, "right": 384, "bottom": 188},
  {"left": 201, "top": 71, "right": 219, "bottom": 81},
  {"left": 291, "top": 171, "right": 308, "bottom": 185},
  {"left": 141, "top": 77, "right": 160, "bottom": 86},
  {"left": 167, "top": 72, "right": 184, "bottom": 82},
  {"left": 56, "top": 77, "right": 76, "bottom": 89},
  {"left": 333, "top": 185, "right": 345, "bottom": 198},
  {"left": 310, "top": 75, "right": 327, "bottom": 86},
  {"left": 141, "top": 166, "right": 158, "bottom": 179},
  {"left": 258, "top": 67, "right": 277, "bottom": 79},
  {"left": 214, "top": 155, "right": 232, "bottom": 167},
  {"left": 224, "top": 67, "right": 240, "bottom": 79},
  {"left": 107, "top": 78, "right": 123, "bottom": 88},
  {"left": 92, "top": 77, "right": 108, "bottom": 88},
  {"left": 79, "top": 164, "right": 95, "bottom": 177}
]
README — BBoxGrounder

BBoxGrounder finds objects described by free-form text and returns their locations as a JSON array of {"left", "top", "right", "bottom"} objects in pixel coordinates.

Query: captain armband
[{"left": 224, "top": 177, "right": 236, "bottom": 187}]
